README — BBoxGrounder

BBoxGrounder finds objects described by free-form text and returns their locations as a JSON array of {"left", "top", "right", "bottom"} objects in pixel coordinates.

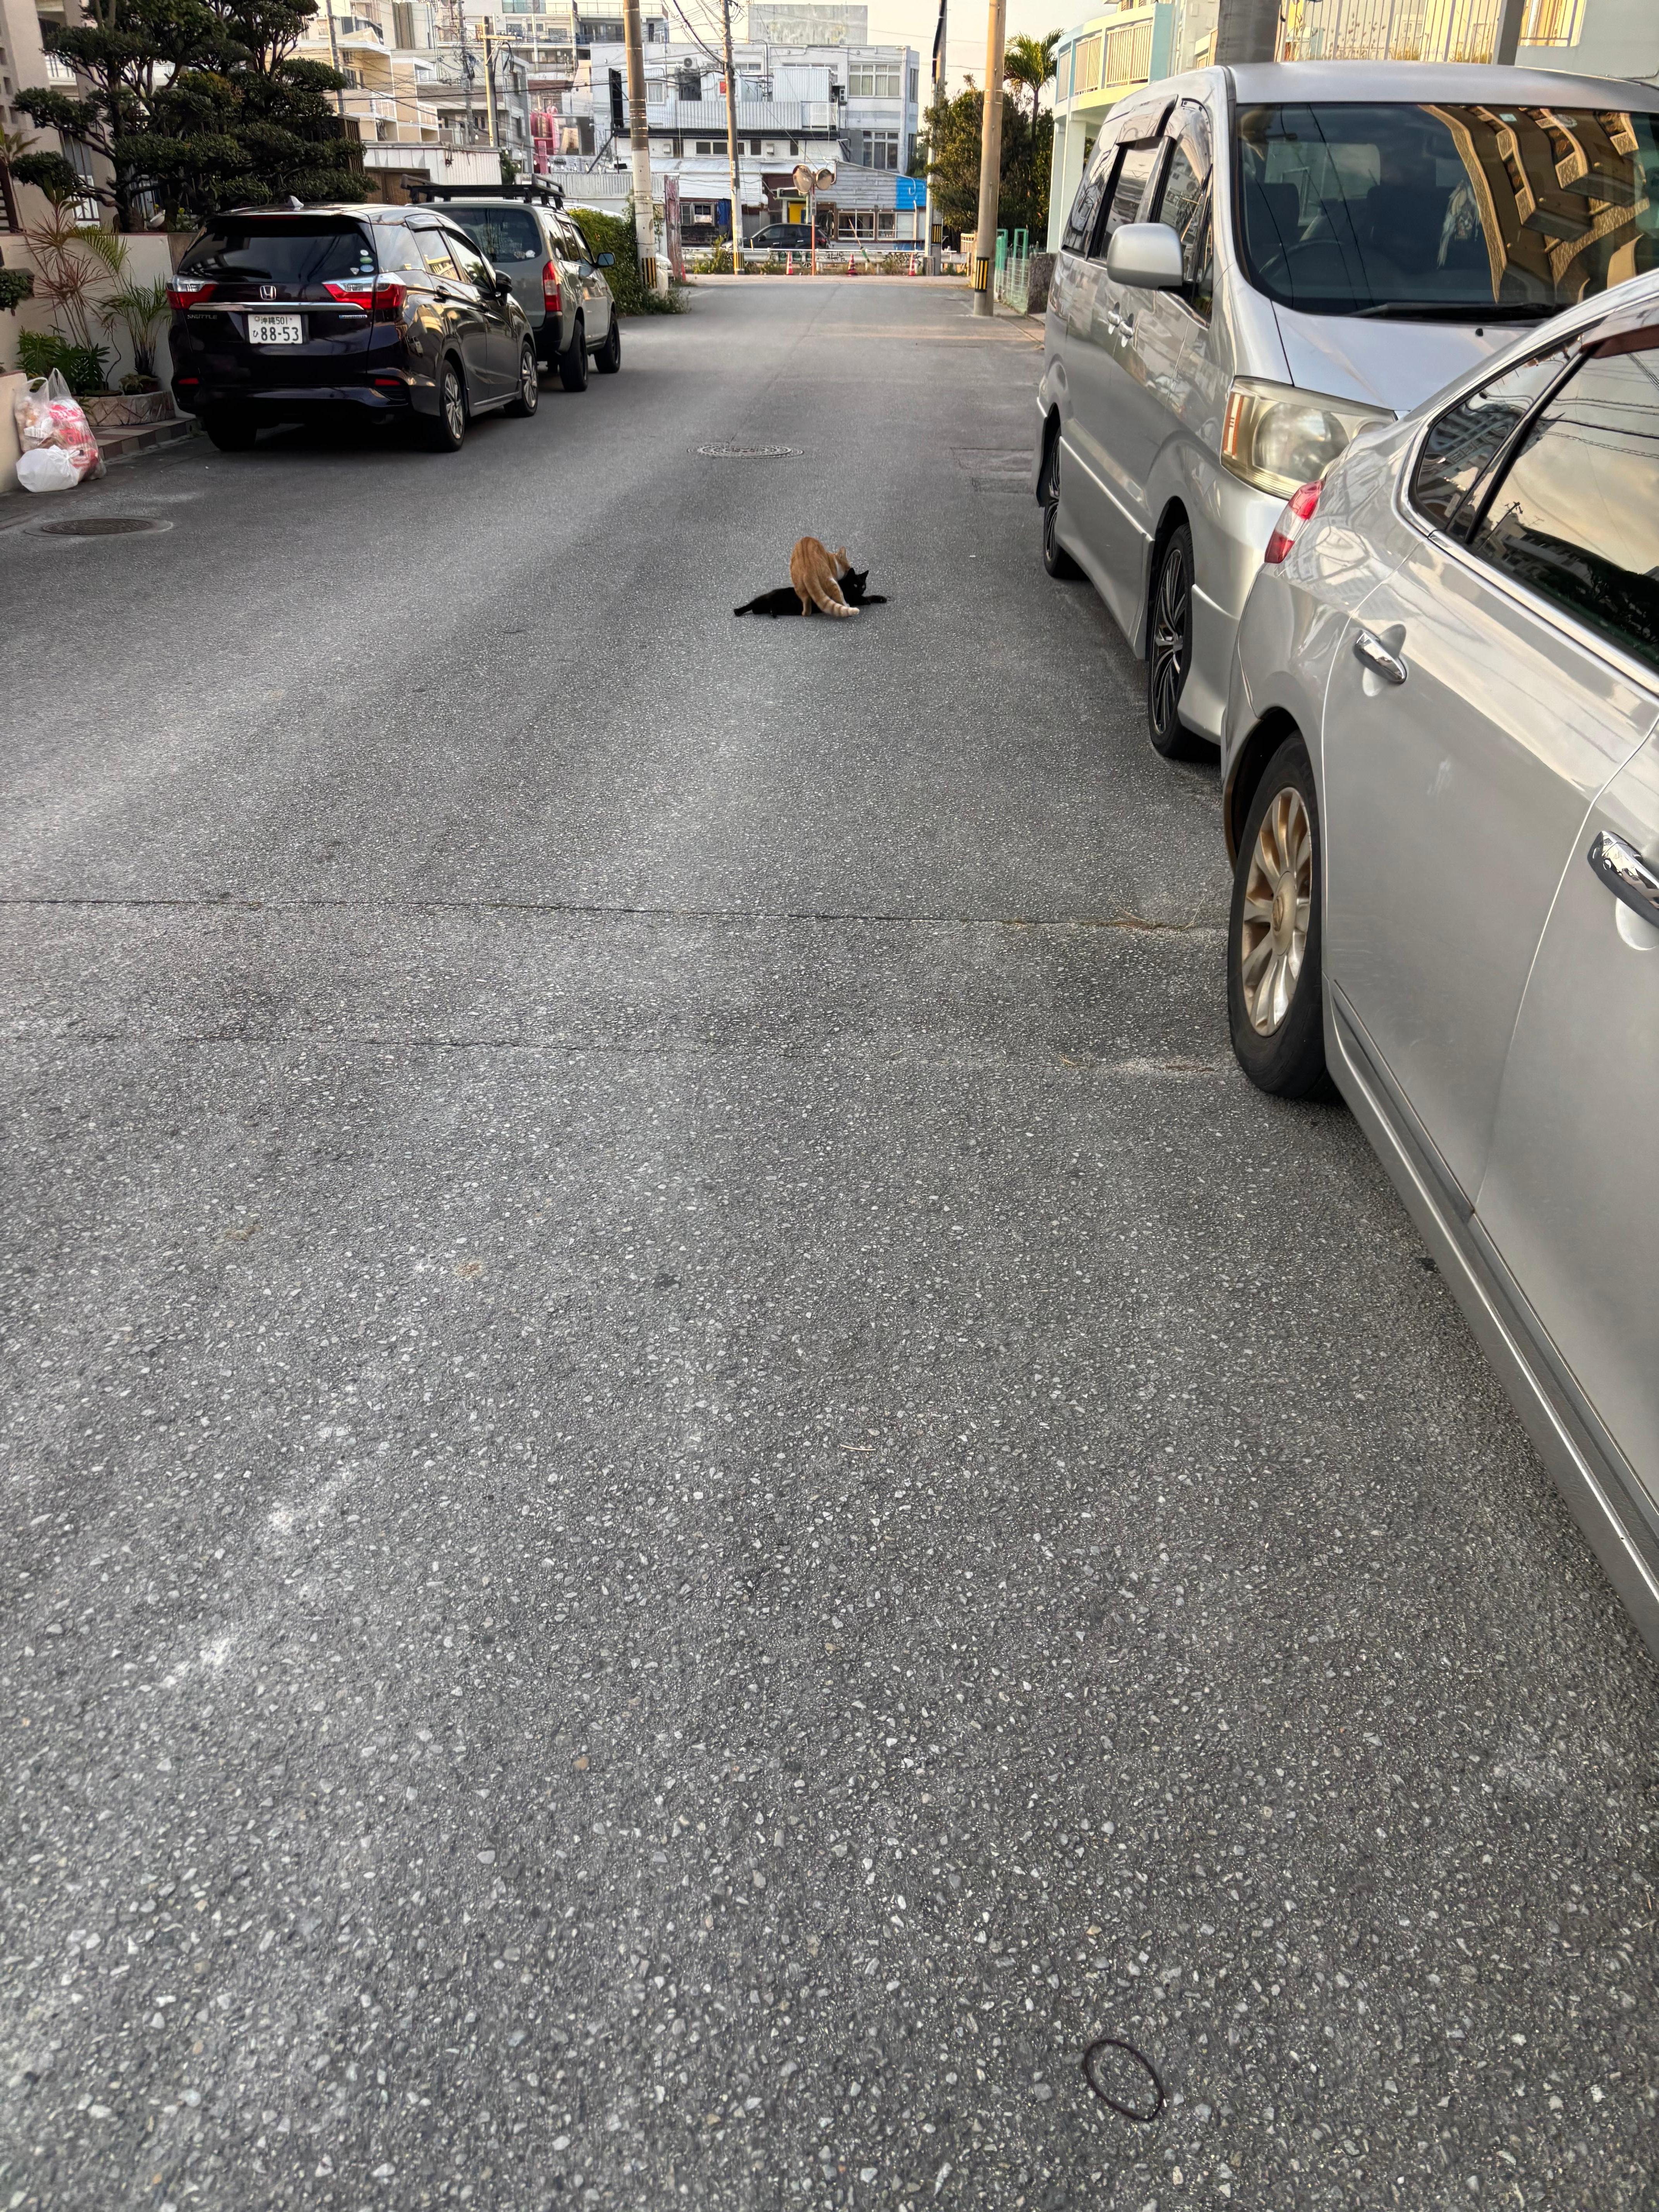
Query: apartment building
[
  {"left": 291, "top": 2, "right": 531, "bottom": 192},
  {"left": 1047, "top": 0, "right": 1659, "bottom": 249},
  {"left": 540, "top": 0, "right": 918, "bottom": 241}
]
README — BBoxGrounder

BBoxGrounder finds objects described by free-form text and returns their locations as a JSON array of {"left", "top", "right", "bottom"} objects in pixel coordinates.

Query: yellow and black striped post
[
  {"left": 641, "top": 254, "right": 658, "bottom": 291},
  {"left": 972, "top": 254, "right": 991, "bottom": 294}
]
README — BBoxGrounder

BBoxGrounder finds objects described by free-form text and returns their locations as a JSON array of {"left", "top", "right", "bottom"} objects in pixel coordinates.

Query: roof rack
[{"left": 407, "top": 179, "right": 565, "bottom": 207}]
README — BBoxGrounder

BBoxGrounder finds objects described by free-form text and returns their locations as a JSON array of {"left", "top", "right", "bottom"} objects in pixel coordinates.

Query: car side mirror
[
  {"left": 1106, "top": 221, "right": 1185, "bottom": 291},
  {"left": 493, "top": 270, "right": 514, "bottom": 297},
  {"left": 595, "top": 251, "right": 615, "bottom": 268}
]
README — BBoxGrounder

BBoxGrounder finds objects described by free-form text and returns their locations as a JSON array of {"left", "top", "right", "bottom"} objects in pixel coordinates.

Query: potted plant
[{"left": 97, "top": 273, "right": 172, "bottom": 423}]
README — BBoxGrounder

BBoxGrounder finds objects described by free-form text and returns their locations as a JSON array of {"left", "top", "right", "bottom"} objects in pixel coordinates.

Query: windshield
[
  {"left": 1235, "top": 103, "right": 1659, "bottom": 318},
  {"left": 442, "top": 206, "right": 543, "bottom": 263},
  {"left": 176, "top": 222, "right": 378, "bottom": 285}
]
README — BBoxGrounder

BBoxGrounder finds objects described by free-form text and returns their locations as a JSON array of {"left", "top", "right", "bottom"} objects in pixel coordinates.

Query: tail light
[
  {"left": 542, "top": 258, "right": 561, "bottom": 313},
  {"left": 167, "top": 277, "right": 215, "bottom": 309},
  {"left": 1263, "top": 481, "right": 1322, "bottom": 566},
  {"left": 324, "top": 278, "right": 407, "bottom": 319}
]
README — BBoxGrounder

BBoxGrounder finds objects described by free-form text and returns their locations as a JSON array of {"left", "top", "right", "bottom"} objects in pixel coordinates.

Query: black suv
[
  {"left": 168, "top": 206, "right": 539, "bottom": 452},
  {"left": 747, "top": 222, "right": 830, "bottom": 252}
]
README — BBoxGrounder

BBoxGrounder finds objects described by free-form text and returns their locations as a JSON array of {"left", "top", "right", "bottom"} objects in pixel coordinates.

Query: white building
[{"left": 538, "top": 0, "right": 919, "bottom": 243}]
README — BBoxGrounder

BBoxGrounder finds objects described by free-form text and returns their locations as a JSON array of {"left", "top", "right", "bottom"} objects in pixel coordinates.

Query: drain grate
[
  {"left": 696, "top": 443, "right": 800, "bottom": 459},
  {"left": 34, "top": 515, "right": 172, "bottom": 537}
]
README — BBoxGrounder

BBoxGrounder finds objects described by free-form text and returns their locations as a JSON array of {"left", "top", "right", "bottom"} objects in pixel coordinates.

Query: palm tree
[{"left": 1004, "top": 31, "right": 1059, "bottom": 121}]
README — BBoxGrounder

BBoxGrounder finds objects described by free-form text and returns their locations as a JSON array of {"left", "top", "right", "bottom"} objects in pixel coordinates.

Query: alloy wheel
[
  {"left": 1238, "top": 785, "right": 1313, "bottom": 1034},
  {"left": 443, "top": 368, "right": 465, "bottom": 443},
  {"left": 1149, "top": 539, "right": 1191, "bottom": 737}
]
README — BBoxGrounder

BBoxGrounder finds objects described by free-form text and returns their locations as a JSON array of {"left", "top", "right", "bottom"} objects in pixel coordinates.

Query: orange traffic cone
[{"left": 786, "top": 251, "right": 793, "bottom": 276}]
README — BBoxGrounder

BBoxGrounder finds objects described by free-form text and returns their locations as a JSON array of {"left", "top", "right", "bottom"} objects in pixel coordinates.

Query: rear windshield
[
  {"left": 1235, "top": 103, "right": 1659, "bottom": 319},
  {"left": 442, "top": 206, "right": 543, "bottom": 263},
  {"left": 176, "top": 221, "right": 378, "bottom": 285}
]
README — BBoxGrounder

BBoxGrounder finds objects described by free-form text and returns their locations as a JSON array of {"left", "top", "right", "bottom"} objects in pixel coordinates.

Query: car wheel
[
  {"left": 1147, "top": 523, "right": 1204, "bottom": 760},
  {"left": 423, "top": 357, "right": 466, "bottom": 452},
  {"left": 1227, "top": 733, "right": 1331, "bottom": 1100},
  {"left": 595, "top": 313, "right": 621, "bottom": 374},
  {"left": 204, "top": 410, "right": 258, "bottom": 452},
  {"left": 559, "top": 315, "right": 589, "bottom": 392},
  {"left": 505, "top": 340, "right": 539, "bottom": 417},
  {"left": 1041, "top": 433, "right": 1081, "bottom": 580}
]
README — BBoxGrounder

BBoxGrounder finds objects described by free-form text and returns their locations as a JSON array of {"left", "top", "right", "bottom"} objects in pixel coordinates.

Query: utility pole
[
  {"left": 720, "top": 0, "right": 744, "bottom": 272},
  {"left": 1493, "top": 0, "right": 1527, "bottom": 63},
  {"left": 970, "top": 0, "right": 1004, "bottom": 316},
  {"left": 457, "top": 5, "right": 477, "bottom": 142},
  {"left": 927, "top": 0, "right": 945, "bottom": 275},
  {"left": 622, "top": 0, "right": 665, "bottom": 292},
  {"left": 1211, "top": 0, "right": 1281, "bottom": 64},
  {"left": 326, "top": 0, "right": 346, "bottom": 120},
  {"left": 482, "top": 15, "right": 501, "bottom": 149}
]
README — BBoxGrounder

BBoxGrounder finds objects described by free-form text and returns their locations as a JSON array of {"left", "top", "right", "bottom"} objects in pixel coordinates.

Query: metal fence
[
  {"left": 994, "top": 227, "right": 1030, "bottom": 313},
  {"left": 1276, "top": 0, "right": 1520, "bottom": 61}
]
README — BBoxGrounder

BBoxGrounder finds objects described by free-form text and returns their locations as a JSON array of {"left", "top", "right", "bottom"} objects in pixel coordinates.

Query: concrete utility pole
[
  {"left": 622, "top": 0, "right": 665, "bottom": 292},
  {"left": 325, "top": 2, "right": 346, "bottom": 120},
  {"left": 970, "top": 0, "right": 1005, "bottom": 317},
  {"left": 482, "top": 15, "right": 501, "bottom": 149},
  {"left": 1211, "top": 0, "right": 1281, "bottom": 65},
  {"left": 1493, "top": 0, "right": 1527, "bottom": 64},
  {"left": 720, "top": 0, "right": 744, "bottom": 271},
  {"left": 927, "top": 0, "right": 946, "bottom": 275},
  {"left": 457, "top": 5, "right": 477, "bottom": 142}
]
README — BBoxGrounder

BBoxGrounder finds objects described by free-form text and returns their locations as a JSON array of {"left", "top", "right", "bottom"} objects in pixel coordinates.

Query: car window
[
  {"left": 415, "top": 228, "right": 459, "bottom": 281},
  {"left": 1156, "top": 107, "right": 1211, "bottom": 311},
  {"left": 445, "top": 229, "right": 493, "bottom": 289},
  {"left": 376, "top": 223, "right": 425, "bottom": 275},
  {"left": 1465, "top": 341, "right": 1659, "bottom": 674},
  {"left": 447, "top": 206, "right": 543, "bottom": 262},
  {"left": 1235, "top": 101, "right": 1659, "bottom": 318},
  {"left": 1410, "top": 343, "right": 1574, "bottom": 531},
  {"left": 561, "top": 220, "right": 592, "bottom": 266},
  {"left": 1091, "top": 141, "right": 1159, "bottom": 261},
  {"left": 1061, "top": 131, "right": 1117, "bottom": 257},
  {"left": 176, "top": 222, "right": 376, "bottom": 286}
]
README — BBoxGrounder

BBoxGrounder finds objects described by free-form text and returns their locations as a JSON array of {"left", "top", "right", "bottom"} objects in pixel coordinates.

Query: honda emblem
[{"left": 260, "top": 284, "right": 278, "bottom": 299}]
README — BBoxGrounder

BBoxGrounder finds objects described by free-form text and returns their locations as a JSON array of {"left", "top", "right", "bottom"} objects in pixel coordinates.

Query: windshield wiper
[{"left": 1352, "top": 300, "right": 1562, "bottom": 322}]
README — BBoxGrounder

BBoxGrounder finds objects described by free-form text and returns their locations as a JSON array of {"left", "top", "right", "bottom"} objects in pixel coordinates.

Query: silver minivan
[{"left": 1035, "top": 61, "right": 1659, "bottom": 757}]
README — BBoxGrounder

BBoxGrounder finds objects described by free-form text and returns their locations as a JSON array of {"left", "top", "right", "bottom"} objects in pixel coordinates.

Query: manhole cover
[
  {"left": 33, "top": 515, "right": 173, "bottom": 537},
  {"left": 695, "top": 443, "right": 800, "bottom": 459}
]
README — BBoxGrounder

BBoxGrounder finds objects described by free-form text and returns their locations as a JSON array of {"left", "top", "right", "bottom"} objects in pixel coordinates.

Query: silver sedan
[{"left": 1222, "top": 268, "right": 1659, "bottom": 1656}]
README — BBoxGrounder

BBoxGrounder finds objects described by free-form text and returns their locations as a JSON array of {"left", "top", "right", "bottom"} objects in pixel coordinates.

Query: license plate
[{"left": 247, "top": 313, "right": 302, "bottom": 345}]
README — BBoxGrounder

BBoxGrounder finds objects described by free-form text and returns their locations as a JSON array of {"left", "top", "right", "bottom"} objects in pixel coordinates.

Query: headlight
[{"left": 1221, "top": 378, "right": 1394, "bottom": 497}]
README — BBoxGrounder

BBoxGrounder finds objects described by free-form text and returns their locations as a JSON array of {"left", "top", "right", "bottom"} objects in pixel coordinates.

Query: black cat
[{"left": 733, "top": 567, "right": 887, "bottom": 617}]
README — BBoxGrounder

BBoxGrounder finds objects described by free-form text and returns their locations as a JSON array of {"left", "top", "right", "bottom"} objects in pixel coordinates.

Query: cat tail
[
  {"left": 803, "top": 574, "right": 858, "bottom": 618},
  {"left": 860, "top": 593, "right": 888, "bottom": 605},
  {"left": 733, "top": 596, "right": 759, "bottom": 616}
]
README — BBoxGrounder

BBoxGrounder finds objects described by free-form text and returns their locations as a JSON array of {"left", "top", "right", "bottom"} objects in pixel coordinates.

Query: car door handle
[
  {"left": 1353, "top": 629, "right": 1407, "bottom": 685},
  {"left": 1587, "top": 828, "right": 1659, "bottom": 926}
]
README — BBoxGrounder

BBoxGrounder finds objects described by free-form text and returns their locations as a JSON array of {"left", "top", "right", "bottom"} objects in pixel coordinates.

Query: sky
[{"left": 857, "top": 0, "right": 1075, "bottom": 93}]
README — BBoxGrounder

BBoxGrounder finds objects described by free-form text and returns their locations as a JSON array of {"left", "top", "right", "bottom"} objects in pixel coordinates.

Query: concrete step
[{"left": 98, "top": 415, "right": 198, "bottom": 464}]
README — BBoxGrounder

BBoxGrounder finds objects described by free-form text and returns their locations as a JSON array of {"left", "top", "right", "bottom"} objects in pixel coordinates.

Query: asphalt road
[{"left": 2, "top": 277, "right": 1657, "bottom": 2212}]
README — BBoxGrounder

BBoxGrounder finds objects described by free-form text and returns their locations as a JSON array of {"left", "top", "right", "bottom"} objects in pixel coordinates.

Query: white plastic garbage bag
[
  {"left": 16, "top": 444, "right": 81, "bottom": 493},
  {"left": 13, "top": 369, "right": 105, "bottom": 487}
]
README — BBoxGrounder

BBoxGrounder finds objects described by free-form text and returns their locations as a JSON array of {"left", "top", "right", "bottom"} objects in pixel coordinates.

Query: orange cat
[{"left": 789, "top": 536, "right": 859, "bottom": 618}]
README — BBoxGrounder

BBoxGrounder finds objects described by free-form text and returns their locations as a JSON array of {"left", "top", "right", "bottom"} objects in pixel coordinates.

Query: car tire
[
  {"left": 1041, "top": 435, "right": 1081, "bottom": 580},
  {"left": 204, "top": 410, "right": 258, "bottom": 452},
  {"left": 1147, "top": 523, "right": 1206, "bottom": 760},
  {"left": 559, "top": 316, "right": 589, "bottom": 392},
  {"left": 504, "top": 340, "right": 539, "bottom": 418},
  {"left": 423, "top": 357, "right": 467, "bottom": 452},
  {"left": 595, "top": 313, "right": 621, "bottom": 373},
  {"left": 1227, "top": 733, "right": 1333, "bottom": 1101}
]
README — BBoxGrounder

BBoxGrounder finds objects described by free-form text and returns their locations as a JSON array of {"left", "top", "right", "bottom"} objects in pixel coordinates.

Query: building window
[
  {"left": 907, "top": 64, "right": 917, "bottom": 103},
  {"left": 878, "top": 208, "right": 895, "bottom": 236},
  {"left": 838, "top": 208, "right": 876, "bottom": 239},
  {"left": 1073, "top": 31, "right": 1101, "bottom": 94},
  {"left": 853, "top": 128, "right": 898, "bottom": 169},
  {"left": 848, "top": 62, "right": 901, "bottom": 97}
]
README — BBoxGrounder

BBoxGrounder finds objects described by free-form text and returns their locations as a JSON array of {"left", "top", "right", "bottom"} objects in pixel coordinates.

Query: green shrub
[
  {"left": 16, "top": 327, "right": 110, "bottom": 393},
  {"left": 0, "top": 266, "right": 35, "bottom": 313},
  {"left": 568, "top": 203, "right": 686, "bottom": 314}
]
